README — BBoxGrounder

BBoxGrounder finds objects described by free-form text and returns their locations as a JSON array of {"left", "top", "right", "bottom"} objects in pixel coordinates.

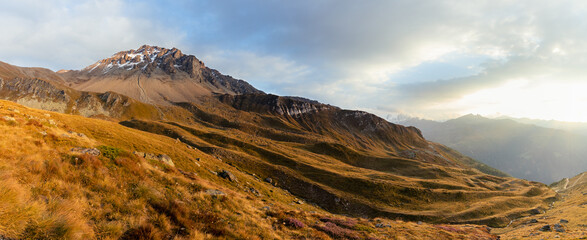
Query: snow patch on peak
[{"left": 83, "top": 45, "right": 190, "bottom": 74}]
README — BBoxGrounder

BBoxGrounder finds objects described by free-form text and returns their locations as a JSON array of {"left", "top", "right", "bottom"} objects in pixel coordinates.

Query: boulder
[
  {"left": 204, "top": 189, "right": 226, "bottom": 196},
  {"left": 529, "top": 208, "right": 542, "bottom": 215},
  {"left": 133, "top": 151, "right": 175, "bottom": 167},
  {"left": 218, "top": 170, "right": 238, "bottom": 182},
  {"left": 560, "top": 219, "right": 569, "bottom": 224},
  {"left": 539, "top": 225, "right": 551, "bottom": 232},
  {"left": 70, "top": 147, "right": 100, "bottom": 156},
  {"left": 554, "top": 223, "right": 565, "bottom": 233},
  {"left": 156, "top": 154, "right": 174, "bottom": 167}
]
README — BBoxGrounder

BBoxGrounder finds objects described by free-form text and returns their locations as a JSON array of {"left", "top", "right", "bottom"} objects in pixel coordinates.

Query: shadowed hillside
[
  {"left": 398, "top": 114, "right": 587, "bottom": 183},
  {"left": 0, "top": 100, "right": 504, "bottom": 239},
  {"left": 117, "top": 94, "right": 555, "bottom": 228},
  {"left": 0, "top": 46, "right": 565, "bottom": 239}
]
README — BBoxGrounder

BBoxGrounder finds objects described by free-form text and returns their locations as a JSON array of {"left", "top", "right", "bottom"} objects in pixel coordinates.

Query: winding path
[{"left": 569, "top": 172, "right": 584, "bottom": 189}]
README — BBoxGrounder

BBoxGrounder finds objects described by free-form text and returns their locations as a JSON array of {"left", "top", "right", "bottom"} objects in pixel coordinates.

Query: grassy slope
[
  {"left": 494, "top": 172, "right": 587, "bottom": 239},
  {"left": 119, "top": 99, "right": 556, "bottom": 228},
  {"left": 0, "top": 100, "right": 500, "bottom": 239}
]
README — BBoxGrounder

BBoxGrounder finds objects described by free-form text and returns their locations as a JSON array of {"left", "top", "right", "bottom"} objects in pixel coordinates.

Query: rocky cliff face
[
  {"left": 217, "top": 93, "right": 428, "bottom": 149},
  {"left": 0, "top": 75, "right": 159, "bottom": 119},
  {"left": 59, "top": 45, "right": 262, "bottom": 105}
]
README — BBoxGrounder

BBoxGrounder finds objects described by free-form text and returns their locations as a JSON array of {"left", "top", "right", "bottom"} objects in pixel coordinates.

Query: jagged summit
[
  {"left": 83, "top": 45, "right": 204, "bottom": 77},
  {"left": 59, "top": 45, "right": 262, "bottom": 105}
]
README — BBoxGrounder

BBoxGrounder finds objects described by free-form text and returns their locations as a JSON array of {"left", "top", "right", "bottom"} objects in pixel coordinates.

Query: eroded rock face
[
  {"left": 217, "top": 93, "right": 428, "bottom": 148},
  {"left": 0, "top": 76, "right": 152, "bottom": 119}
]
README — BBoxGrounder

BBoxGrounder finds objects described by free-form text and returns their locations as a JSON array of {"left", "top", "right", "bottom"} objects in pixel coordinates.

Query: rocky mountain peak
[
  {"left": 59, "top": 45, "right": 263, "bottom": 105},
  {"left": 82, "top": 45, "right": 205, "bottom": 77}
]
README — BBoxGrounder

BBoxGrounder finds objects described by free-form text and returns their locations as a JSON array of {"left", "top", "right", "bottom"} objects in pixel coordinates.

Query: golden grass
[
  {"left": 120, "top": 115, "right": 554, "bottom": 227},
  {"left": 494, "top": 172, "right": 587, "bottom": 239},
  {"left": 0, "top": 99, "right": 538, "bottom": 239}
]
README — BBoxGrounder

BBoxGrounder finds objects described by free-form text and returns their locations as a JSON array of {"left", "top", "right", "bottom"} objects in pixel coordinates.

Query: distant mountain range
[
  {"left": 496, "top": 116, "right": 587, "bottom": 136},
  {"left": 396, "top": 114, "right": 587, "bottom": 183}
]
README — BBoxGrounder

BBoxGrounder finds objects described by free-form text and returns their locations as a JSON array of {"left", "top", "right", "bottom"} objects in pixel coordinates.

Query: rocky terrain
[
  {"left": 0, "top": 46, "right": 578, "bottom": 239},
  {"left": 0, "top": 61, "right": 169, "bottom": 120},
  {"left": 58, "top": 45, "right": 262, "bottom": 105}
]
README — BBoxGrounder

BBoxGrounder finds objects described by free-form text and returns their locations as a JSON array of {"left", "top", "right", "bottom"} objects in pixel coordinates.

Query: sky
[{"left": 1, "top": 0, "right": 587, "bottom": 122}]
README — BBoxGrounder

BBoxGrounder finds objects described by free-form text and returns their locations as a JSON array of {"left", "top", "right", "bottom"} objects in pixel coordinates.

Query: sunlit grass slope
[
  {"left": 119, "top": 96, "right": 557, "bottom": 228},
  {"left": 0, "top": 100, "right": 502, "bottom": 239}
]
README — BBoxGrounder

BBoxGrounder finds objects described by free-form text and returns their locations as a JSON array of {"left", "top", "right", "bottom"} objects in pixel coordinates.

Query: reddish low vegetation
[{"left": 315, "top": 222, "right": 361, "bottom": 240}]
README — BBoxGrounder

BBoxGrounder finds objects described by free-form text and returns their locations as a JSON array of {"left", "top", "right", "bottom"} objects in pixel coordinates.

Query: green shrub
[{"left": 97, "top": 145, "right": 122, "bottom": 160}]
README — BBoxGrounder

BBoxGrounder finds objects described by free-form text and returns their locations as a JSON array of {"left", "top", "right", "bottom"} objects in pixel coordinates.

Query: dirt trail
[
  {"left": 562, "top": 178, "right": 570, "bottom": 190},
  {"left": 569, "top": 172, "right": 584, "bottom": 188}
]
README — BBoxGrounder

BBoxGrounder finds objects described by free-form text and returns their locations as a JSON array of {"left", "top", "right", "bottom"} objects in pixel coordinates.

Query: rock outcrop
[
  {"left": 218, "top": 170, "right": 238, "bottom": 182},
  {"left": 70, "top": 147, "right": 100, "bottom": 156},
  {"left": 133, "top": 151, "right": 175, "bottom": 167}
]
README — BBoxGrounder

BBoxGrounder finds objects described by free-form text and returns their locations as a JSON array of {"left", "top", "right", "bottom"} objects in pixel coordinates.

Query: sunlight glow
[{"left": 451, "top": 80, "right": 587, "bottom": 122}]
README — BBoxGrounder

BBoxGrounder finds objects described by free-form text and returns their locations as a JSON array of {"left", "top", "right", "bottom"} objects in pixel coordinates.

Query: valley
[
  {"left": 397, "top": 114, "right": 587, "bottom": 183},
  {"left": 0, "top": 46, "right": 583, "bottom": 239}
]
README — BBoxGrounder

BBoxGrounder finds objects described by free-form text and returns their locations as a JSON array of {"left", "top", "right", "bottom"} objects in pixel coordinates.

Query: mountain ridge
[
  {"left": 58, "top": 45, "right": 262, "bottom": 105},
  {"left": 0, "top": 46, "right": 563, "bottom": 238},
  {"left": 397, "top": 114, "right": 587, "bottom": 183}
]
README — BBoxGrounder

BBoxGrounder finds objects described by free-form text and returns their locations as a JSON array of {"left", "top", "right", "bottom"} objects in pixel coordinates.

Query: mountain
[
  {"left": 0, "top": 60, "right": 178, "bottom": 121},
  {"left": 397, "top": 114, "right": 587, "bottom": 183},
  {"left": 58, "top": 45, "right": 262, "bottom": 105},
  {"left": 497, "top": 116, "right": 587, "bottom": 136},
  {"left": 0, "top": 99, "right": 506, "bottom": 239},
  {"left": 0, "top": 46, "right": 562, "bottom": 239}
]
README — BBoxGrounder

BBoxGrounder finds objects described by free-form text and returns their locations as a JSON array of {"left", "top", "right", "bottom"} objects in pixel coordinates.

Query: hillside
[
  {"left": 0, "top": 46, "right": 564, "bottom": 239},
  {"left": 397, "top": 114, "right": 587, "bottom": 183},
  {"left": 494, "top": 171, "right": 587, "bottom": 239},
  {"left": 0, "top": 100, "right": 504, "bottom": 239},
  {"left": 0, "top": 61, "right": 176, "bottom": 121},
  {"left": 118, "top": 93, "right": 556, "bottom": 228}
]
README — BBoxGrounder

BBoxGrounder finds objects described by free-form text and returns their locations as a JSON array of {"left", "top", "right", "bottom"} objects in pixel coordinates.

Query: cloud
[
  {"left": 169, "top": 1, "right": 560, "bottom": 108},
  {"left": 197, "top": 49, "right": 312, "bottom": 95},
  {"left": 0, "top": 0, "right": 184, "bottom": 70},
  {"left": 3, "top": 0, "right": 587, "bottom": 121}
]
